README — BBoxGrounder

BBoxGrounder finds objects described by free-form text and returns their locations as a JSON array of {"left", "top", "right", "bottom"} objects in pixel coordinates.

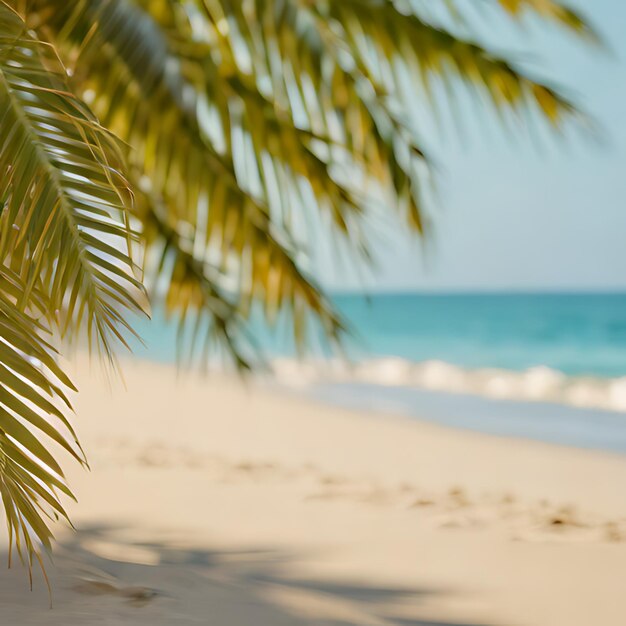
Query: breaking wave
[{"left": 271, "top": 357, "right": 626, "bottom": 413}]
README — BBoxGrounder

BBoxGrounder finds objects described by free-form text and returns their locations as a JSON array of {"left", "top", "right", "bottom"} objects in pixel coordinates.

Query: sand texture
[{"left": 1, "top": 357, "right": 626, "bottom": 625}]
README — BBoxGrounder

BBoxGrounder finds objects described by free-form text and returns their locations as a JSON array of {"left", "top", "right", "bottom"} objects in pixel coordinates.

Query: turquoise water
[
  {"left": 332, "top": 293, "right": 626, "bottom": 377},
  {"left": 132, "top": 293, "right": 626, "bottom": 454},
  {"left": 136, "top": 293, "right": 626, "bottom": 376}
]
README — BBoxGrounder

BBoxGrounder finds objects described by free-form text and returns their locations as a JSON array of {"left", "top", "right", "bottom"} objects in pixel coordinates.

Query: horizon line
[{"left": 326, "top": 288, "right": 626, "bottom": 297}]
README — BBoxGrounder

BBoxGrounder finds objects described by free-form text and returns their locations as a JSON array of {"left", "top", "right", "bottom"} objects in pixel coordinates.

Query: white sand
[{"left": 1, "top": 356, "right": 626, "bottom": 625}]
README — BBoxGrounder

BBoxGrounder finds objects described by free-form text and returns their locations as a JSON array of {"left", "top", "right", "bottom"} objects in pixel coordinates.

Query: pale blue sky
[{"left": 321, "top": 0, "right": 626, "bottom": 292}]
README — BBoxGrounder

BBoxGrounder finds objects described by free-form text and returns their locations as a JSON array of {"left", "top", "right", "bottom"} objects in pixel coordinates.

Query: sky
[{"left": 319, "top": 0, "right": 626, "bottom": 293}]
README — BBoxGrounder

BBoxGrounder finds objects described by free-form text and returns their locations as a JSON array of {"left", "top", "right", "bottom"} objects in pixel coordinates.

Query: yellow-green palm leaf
[
  {"left": 0, "top": 1, "right": 144, "bottom": 580},
  {"left": 496, "top": 0, "right": 596, "bottom": 38},
  {"left": 24, "top": 0, "right": 588, "bottom": 358},
  {"left": 28, "top": 0, "right": 345, "bottom": 355},
  {"left": 0, "top": 2, "right": 146, "bottom": 361},
  {"left": 0, "top": 265, "right": 82, "bottom": 587}
]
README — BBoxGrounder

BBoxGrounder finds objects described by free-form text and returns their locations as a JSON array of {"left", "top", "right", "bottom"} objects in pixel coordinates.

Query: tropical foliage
[{"left": 0, "top": 0, "right": 591, "bottom": 581}]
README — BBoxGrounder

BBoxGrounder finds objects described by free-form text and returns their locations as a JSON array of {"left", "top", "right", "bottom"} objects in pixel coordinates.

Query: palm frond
[
  {"left": 185, "top": 0, "right": 431, "bottom": 232},
  {"left": 23, "top": 0, "right": 591, "bottom": 363},
  {"left": 304, "top": 0, "right": 578, "bottom": 124},
  {"left": 0, "top": 2, "right": 146, "bottom": 362},
  {"left": 0, "top": 2, "right": 148, "bottom": 582},
  {"left": 0, "top": 265, "right": 82, "bottom": 585},
  {"left": 183, "top": 0, "right": 582, "bottom": 227},
  {"left": 495, "top": 0, "right": 597, "bottom": 39},
  {"left": 29, "top": 0, "right": 347, "bottom": 358},
  {"left": 135, "top": 179, "right": 254, "bottom": 369},
  {"left": 135, "top": 174, "right": 345, "bottom": 365}
]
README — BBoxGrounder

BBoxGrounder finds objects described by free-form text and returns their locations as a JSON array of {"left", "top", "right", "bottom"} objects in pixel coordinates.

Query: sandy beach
[{"left": 1, "top": 356, "right": 626, "bottom": 625}]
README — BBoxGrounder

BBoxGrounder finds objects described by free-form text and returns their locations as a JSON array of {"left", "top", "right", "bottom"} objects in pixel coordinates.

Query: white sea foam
[{"left": 270, "top": 357, "right": 626, "bottom": 413}]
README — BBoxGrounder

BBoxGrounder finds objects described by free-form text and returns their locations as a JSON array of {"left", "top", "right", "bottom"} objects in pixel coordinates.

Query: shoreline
[
  {"left": 2, "top": 356, "right": 626, "bottom": 625},
  {"left": 296, "top": 381, "right": 626, "bottom": 456}
]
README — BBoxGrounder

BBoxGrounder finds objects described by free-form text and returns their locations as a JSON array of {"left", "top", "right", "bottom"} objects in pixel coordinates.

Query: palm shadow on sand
[{"left": 0, "top": 524, "right": 498, "bottom": 626}]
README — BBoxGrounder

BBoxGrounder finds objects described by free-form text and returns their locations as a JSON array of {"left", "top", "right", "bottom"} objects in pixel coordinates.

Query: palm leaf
[
  {"left": 495, "top": 0, "right": 597, "bottom": 39},
  {"left": 135, "top": 178, "right": 255, "bottom": 369},
  {"left": 0, "top": 265, "right": 82, "bottom": 587},
  {"left": 0, "top": 2, "right": 146, "bottom": 583},
  {"left": 0, "top": 2, "right": 146, "bottom": 362},
  {"left": 29, "top": 0, "right": 347, "bottom": 357},
  {"left": 187, "top": 0, "right": 432, "bottom": 232},
  {"left": 299, "top": 0, "right": 579, "bottom": 125},
  {"left": 22, "top": 0, "right": 591, "bottom": 361},
  {"left": 185, "top": 0, "right": 583, "bottom": 228}
]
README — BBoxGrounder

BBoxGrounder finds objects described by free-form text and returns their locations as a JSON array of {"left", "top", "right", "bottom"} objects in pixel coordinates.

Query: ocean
[
  {"left": 333, "top": 293, "right": 626, "bottom": 377},
  {"left": 132, "top": 293, "right": 626, "bottom": 454}
]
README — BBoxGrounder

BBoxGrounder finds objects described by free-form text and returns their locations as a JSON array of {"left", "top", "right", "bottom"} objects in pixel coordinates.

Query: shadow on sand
[{"left": 0, "top": 524, "right": 498, "bottom": 626}]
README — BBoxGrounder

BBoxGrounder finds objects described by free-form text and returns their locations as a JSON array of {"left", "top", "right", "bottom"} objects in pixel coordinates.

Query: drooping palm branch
[
  {"left": 0, "top": 1, "right": 144, "bottom": 582},
  {"left": 0, "top": 0, "right": 592, "bottom": 580}
]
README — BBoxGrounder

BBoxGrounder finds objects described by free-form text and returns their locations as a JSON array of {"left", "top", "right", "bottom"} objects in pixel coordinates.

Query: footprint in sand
[
  {"left": 447, "top": 486, "right": 472, "bottom": 508},
  {"left": 307, "top": 478, "right": 412, "bottom": 507},
  {"left": 319, "top": 474, "right": 348, "bottom": 486},
  {"left": 74, "top": 579, "right": 160, "bottom": 606},
  {"left": 505, "top": 502, "right": 626, "bottom": 544},
  {"left": 405, "top": 488, "right": 626, "bottom": 545},
  {"left": 409, "top": 497, "right": 437, "bottom": 509},
  {"left": 604, "top": 521, "right": 624, "bottom": 542}
]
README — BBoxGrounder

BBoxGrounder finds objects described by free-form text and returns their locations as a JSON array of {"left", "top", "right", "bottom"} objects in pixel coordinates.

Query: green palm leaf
[
  {"left": 0, "top": 2, "right": 146, "bottom": 362},
  {"left": 0, "top": 1, "right": 144, "bottom": 581},
  {"left": 0, "top": 265, "right": 82, "bottom": 588},
  {"left": 31, "top": 0, "right": 347, "bottom": 355},
  {"left": 496, "top": 0, "right": 597, "bottom": 38},
  {"left": 30, "top": 0, "right": 589, "bottom": 361},
  {"left": 188, "top": 0, "right": 432, "bottom": 232}
]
